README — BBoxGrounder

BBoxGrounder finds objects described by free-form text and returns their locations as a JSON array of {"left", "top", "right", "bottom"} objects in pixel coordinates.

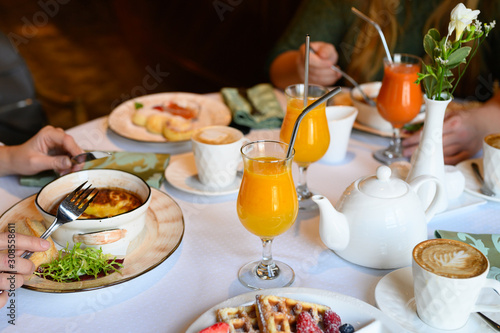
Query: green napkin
[
  {"left": 221, "top": 83, "right": 284, "bottom": 129},
  {"left": 19, "top": 152, "right": 170, "bottom": 189},
  {"left": 435, "top": 230, "right": 500, "bottom": 281}
]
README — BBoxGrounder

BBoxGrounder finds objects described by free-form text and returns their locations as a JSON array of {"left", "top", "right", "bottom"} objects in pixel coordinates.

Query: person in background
[
  {"left": 0, "top": 125, "right": 83, "bottom": 308},
  {"left": 268, "top": 0, "right": 500, "bottom": 165}
]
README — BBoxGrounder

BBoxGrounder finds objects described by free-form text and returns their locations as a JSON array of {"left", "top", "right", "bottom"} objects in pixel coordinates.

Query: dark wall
[{"left": 113, "top": 0, "right": 302, "bottom": 93}]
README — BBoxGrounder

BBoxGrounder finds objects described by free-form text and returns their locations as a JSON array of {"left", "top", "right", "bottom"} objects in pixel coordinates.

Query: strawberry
[
  {"left": 297, "top": 311, "right": 322, "bottom": 333},
  {"left": 198, "top": 322, "right": 230, "bottom": 333},
  {"left": 323, "top": 310, "right": 342, "bottom": 333}
]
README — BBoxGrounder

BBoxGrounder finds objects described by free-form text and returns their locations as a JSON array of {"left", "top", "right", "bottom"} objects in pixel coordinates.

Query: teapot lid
[{"left": 358, "top": 166, "right": 408, "bottom": 198}]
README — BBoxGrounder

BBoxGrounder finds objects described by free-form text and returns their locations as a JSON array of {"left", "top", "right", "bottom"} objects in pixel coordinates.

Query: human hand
[
  {"left": 1, "top": 125, "right": 84, "bottom": 176},
  {"left": 297, "top": 41, "right": 342, "bottom": 87},
  {"left": 0, "top": 232, "right": 50, "bottom": 308},
  {"left": 403, "top": 108, "right": 483, "bottom": 165}
]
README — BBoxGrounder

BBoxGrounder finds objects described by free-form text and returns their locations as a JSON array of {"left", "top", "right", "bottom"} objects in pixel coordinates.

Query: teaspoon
[{"left": 471, "top": 162, "right": 496, "bottom": 197}]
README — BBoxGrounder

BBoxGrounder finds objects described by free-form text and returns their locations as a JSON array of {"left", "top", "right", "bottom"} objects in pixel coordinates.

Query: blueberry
[{"left": 339, "top": 323, "right": 355, "bottom": 333}]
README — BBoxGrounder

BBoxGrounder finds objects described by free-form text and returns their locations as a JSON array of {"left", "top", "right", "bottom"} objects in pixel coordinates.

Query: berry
[
  {"left": 323, "top": 310, "right": 342, "bottom": 333},
  {"left": 198, "top": 322, "right": 230, "bottom": 333},
  {"left": 297, "top": 311, "right": 322, "bottom": 333},
  {"left": 339, "top": 323, "right": 355, "bottom": 333}
]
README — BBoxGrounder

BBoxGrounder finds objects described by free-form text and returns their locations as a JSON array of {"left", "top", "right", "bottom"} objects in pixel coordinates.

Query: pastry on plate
[{"left": 9, "top": 218, "right": 58, "bottom": 270}]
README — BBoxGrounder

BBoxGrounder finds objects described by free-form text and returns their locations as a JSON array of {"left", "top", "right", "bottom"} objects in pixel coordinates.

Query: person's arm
[
  {"left": 0, "top": 125, "right": 83, "bottom": 177},
  {"left": 0, "top": 233, "right": 50, "bottom": 308},
  {"left": 270, "top": 42, "right": 342, "bottom": 90},
  {"left": 403, "top": 91, "right": 500, "bottom": 165}
]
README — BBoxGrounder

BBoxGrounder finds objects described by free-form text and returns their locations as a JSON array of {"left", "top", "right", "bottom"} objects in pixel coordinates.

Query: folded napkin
[
  {"left": 20, "top": 152, "right": 170, "bottom": 189},
  {"left": 221, "top": 83, "right": 284, "bottom": 129},
  {"left": 435, "top": 230, "right": 500, "bottom": 281}
]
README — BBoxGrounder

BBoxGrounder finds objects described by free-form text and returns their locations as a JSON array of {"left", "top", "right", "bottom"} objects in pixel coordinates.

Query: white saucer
[
  {"left": 375, "top": 267, "right": 496, "bottom": 332},
  {"left": 165, "top": 153, "right": 241, "bottom": 196},
  {"left": 456, "top": 158, "right": 500, "bottom": 203}
]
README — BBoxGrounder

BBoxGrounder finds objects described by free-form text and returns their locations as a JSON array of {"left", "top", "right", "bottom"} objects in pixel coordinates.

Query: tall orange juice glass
[
  {"left": 374, "top": 53, "right": 422, "bottom": 164},
  {"left": 280, "top": 84, "right": 329, "bottom": 211},
  {"left": 237, "top": 140, "right": 298, "bottom": 289}
]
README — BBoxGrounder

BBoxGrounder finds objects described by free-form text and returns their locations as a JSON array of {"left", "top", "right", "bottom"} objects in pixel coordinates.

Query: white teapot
[{"left": 312, "top": 165, "right": 445, "bottom": 269}]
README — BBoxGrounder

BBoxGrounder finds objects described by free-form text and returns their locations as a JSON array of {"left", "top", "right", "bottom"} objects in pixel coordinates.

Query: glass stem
[
  {"left": 392, "top": 127, "right": 402, "bottom": 156},
  {"left": 256, "top": 238, "right": 279, "bottom": 280},
  {"left": 296, "top": 165, "right": 311, "bottom": 200}
]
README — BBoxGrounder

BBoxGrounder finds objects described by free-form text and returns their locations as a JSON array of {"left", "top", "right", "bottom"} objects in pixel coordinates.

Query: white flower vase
[{"left": 405, "top": 95, "right": 450, "bottom": 214}]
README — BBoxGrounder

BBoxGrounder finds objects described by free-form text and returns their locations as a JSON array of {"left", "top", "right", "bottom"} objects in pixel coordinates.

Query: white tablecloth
[{"left": 0, "top": 116, "right": 499, "bottom": 333}]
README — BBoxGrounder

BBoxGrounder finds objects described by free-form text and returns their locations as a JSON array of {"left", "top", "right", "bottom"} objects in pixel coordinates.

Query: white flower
[{"left": 447, "top": 3, "right": 481, "bottom": 41}]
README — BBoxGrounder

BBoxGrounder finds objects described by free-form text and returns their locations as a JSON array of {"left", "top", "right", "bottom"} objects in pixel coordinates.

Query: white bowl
[
  {"left": 350, "top": 81, "right": 393, "bottom": 132},
  {"left": 35, "top": 169, "right": 152, "bottom": 255}
]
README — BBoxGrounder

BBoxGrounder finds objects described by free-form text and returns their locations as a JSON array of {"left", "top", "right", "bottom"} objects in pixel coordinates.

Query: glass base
[
  {"left": 373, "top": 147, "right": 408, "bottom": 165},
  {"left": 297, "top": 187, "right": 319, "bottom": 211},
  {"left": 238, "top": 259, "right": 295, "bottom": 290}
]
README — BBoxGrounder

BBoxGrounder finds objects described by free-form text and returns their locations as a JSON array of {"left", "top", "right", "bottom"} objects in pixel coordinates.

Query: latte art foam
[{"left": 413, "top": 239, "right": 488, "bottom": 278}]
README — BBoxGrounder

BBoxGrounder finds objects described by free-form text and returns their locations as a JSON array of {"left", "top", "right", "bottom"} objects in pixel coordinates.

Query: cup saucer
[
  {"left": 456, "top": 158, "right": 500, "bottom": 203},
  {"left": 374, "top": 267, "right": 496, "bottom": 332},
  {"left": 165, "top": 153, "right": 241, "bottom": 196}
]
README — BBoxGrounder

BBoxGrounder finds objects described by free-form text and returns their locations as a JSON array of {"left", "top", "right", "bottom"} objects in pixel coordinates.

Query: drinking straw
[
  {"left": 303, "top": 34, "right": 310, "bottom": 107},
  {"left": 351, "top": 7, "right": 393, "bottom": 63},
  {"left": 286, "top": 86, "right": 342, "bottom": 158}
]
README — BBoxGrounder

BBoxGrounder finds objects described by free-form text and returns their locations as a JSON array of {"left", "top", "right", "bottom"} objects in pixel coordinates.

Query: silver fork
[{"left": 21, "top": 182, "right": 99, "bottom": 259}]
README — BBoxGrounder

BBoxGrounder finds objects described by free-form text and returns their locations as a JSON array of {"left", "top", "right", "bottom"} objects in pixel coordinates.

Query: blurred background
[{"left": 0, "top": 0, "right": 301, "bottom": 141}]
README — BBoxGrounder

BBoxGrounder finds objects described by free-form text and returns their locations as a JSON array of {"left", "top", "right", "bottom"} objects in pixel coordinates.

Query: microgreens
[{"left": 35, "top": 243, "right": 123, "bottom": 283}]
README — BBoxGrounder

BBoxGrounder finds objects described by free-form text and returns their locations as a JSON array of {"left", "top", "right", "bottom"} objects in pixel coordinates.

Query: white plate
[
  {"left": 456, "top": 158, "right": 500, "bottom": 203},
  {"left": 187, "top": 287, "right": 404, "bottom": 332},
  {"left": 108, "top": 92, "right": 231, "bottom": 143},
  {"left": 375, "top": 267, "right": 496, "bottom": 332},
  {"left": 165, "top": 153, "right": 241, "bottom": 196},
  {"left": 0, "top": 189, "right": 184, "bottom": 293}
]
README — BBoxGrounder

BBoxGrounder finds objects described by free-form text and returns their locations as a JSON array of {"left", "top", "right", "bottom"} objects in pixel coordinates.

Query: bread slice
[{"left": 14, "top": 218, "right": 58, "bottom": 269}]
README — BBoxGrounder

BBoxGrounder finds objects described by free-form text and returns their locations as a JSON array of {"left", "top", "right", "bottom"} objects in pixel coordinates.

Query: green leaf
[
  {"left": 447, "top": 46, "right": 471, "bottom": 68},
  {"left": 423, "top": 34, "right": 437, "bottom": 58},
  {"left": 134, "top": 102, "right": 144, "bottom": 110},
  {"left": 428, "top": 28, "right": 441, "bottom": 42}
]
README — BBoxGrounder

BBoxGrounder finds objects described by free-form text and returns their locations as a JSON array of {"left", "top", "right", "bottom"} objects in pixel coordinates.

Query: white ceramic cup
[
  {"left": 483, "top": 133, "right": 500, "bottom": 195},
  {"left": 320, "top": 106, "right": 358, "bottom": 164},
  {"left": 191, "top": 125, "right": 247, "bottom": 189},
  {"left": 412, "top": 238, "right": 500, "bottom": 330}
]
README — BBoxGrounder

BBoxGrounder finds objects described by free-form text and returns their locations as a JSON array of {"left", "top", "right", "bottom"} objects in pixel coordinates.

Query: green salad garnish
[
  {"left": 35, "top": 243, "right": 123, "bottom": 282},
  {"left": 134, "top": 102, "right": 144, "bottom": 110}
]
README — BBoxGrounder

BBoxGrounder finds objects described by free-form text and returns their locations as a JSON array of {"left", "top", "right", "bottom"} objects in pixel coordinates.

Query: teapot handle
[{"left": 409, "top": 175, "right": 446, "bottom": 222}]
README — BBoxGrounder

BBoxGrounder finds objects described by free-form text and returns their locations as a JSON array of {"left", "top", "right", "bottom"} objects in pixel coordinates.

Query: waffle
[
  {"left": 255, "top": 295, "right": 330, "bottom": 333},
  {"left": 217, "top": 304, "right": 260, "bottom": 332}
]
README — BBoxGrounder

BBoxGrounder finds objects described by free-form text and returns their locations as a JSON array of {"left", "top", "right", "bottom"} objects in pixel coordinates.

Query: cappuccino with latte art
[
  {"left": 412, "top": 238, "right": 500, "bottom": 330},
  {"left": 413, "top": 238, "right": 488, "bottom": 279}
]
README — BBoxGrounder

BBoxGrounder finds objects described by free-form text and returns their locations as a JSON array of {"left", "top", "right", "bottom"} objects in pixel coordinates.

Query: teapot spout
[{"left": 312, "top": 195, "right": 350, "bottom": 252}]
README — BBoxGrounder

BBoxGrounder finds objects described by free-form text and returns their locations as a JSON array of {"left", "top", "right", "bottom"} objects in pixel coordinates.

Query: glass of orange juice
[
  {"left": 374, "top": 53, "right": 422, "bottom": 164},
  {"left": 280, "top": 84, "right": 330, "bottom": 211},
  {"left": 237, "top": 140, "right": 298, "bottom": 289}
]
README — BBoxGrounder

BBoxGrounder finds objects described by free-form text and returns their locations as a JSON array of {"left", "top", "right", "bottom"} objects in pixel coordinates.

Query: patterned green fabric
[
  {"left": 221, "top": 83, "right": 284, "bottom": 129},
  {"left": 435, "top": 230, "right": 500, "bottom": 281},
  {"left": 19, "top": 152, "right": 170, "bottom": 189}
]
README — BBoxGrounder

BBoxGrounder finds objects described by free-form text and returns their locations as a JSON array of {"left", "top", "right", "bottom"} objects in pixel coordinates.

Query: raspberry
[
  {"left": 323, "top": 309, "right": 342, "bottom": 333},
  {"left": 297, "top": 311, "right": 322, "bottom": 333},
  {"left": 198, "top": 322, "right": 230, "bottom": 333}
]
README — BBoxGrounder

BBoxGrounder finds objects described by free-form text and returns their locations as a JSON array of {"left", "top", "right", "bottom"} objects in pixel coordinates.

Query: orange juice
[
  {"left": 237, "top": 157, "right": 298, "bottom": 238},
  {"left": 377, "top": 62, "right": 422, "bottom": 128},
  {"left": 280, "top": 98, "right": 330, "bottom": 167}
]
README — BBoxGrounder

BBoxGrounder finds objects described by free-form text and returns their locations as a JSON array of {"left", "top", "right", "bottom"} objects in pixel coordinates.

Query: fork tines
[{"left": 66, "top": 181, "right": 99, "bottom": 210}]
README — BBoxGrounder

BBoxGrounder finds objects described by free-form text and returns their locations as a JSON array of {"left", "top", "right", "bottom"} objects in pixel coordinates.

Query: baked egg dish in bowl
[{"left": 35, "top": 169, "right": 151, "bottom": 255}]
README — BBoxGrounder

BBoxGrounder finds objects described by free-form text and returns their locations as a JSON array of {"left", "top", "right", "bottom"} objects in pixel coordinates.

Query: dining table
[{"left": 0, "top": 93, "right": 499, "bottom": 333}]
